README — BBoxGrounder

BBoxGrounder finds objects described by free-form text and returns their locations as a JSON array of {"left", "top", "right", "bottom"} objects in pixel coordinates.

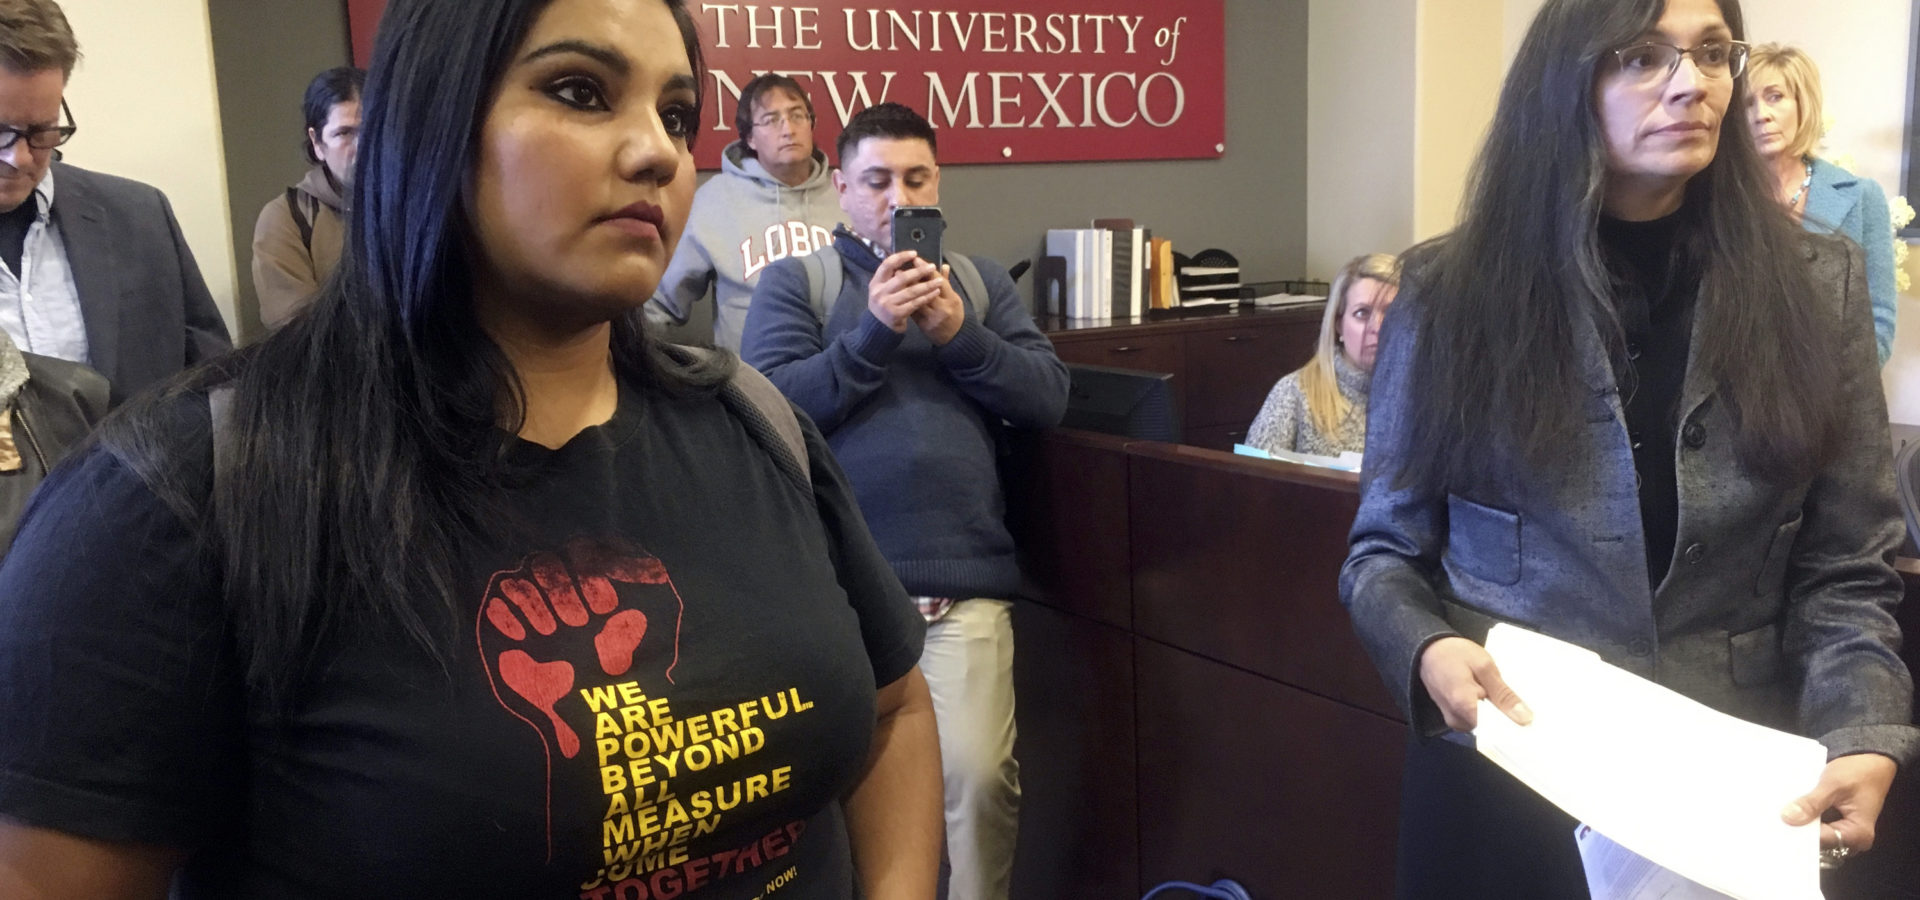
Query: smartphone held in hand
[{"left": 891, "top": 206, "right": 944, "bottom": 266}]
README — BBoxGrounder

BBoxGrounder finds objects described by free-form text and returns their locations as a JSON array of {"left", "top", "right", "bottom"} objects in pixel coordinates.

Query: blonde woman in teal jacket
[{"left": 1749, "top": 43, "right": 1897, "bottom": 364}]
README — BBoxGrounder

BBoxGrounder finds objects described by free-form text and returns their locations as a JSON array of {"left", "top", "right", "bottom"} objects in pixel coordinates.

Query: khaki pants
[{"left": 921, "top": 598, "right": 1020, "bottom": 900}]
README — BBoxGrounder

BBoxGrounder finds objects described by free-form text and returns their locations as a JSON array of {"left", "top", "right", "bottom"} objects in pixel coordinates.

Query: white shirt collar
[
  {"left": 29, "top": 167, "right": 53, "bottom": 223},
  {"left": 849, "top": 229, "right": 884, "bottom": 256}
]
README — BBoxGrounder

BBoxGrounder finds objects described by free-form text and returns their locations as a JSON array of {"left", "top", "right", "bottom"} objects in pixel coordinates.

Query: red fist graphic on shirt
[{"left": 477, "top": 536, "right": 685, "bottom": 760}]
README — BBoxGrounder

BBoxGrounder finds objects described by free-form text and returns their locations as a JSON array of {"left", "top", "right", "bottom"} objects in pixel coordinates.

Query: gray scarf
[{"left": 0, "top": 330, "right": 26, "bottom": 409}]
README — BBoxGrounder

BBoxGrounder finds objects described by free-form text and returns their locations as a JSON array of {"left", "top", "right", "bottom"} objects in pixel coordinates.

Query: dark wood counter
[
  {"left": 1006, "top": 431, "right": 1402, "bottom": 898},
  {"left": 1040, "top": 305, "right": 1324, "bottom": 450},
  {"left": 1126, "top": 442, "right": 1395, "bottom": 721}
]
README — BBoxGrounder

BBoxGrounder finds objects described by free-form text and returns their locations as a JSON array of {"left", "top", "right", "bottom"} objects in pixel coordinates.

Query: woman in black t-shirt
[{"left": 0, "top": 1, "right": 941, "bottom": 897}]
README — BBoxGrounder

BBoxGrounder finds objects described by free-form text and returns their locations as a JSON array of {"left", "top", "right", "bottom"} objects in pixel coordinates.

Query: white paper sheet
[
  {"left": 1473, "top": 624, "right": 1827, "bottom": 900},
  {"left": 1248, "top": 292, "right": 1327, "bottom": 308},
  {"left": 1231, "top": 443, "right": 1362, "bottom": 472},
  {"left": 1576, "top": 824, "right": 1735, "bottom": 900}
]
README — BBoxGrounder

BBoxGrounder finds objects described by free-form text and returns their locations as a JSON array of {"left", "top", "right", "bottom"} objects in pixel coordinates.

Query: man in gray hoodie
[{"left": 646, "top": 74, "right": 847, "bottom": 351}]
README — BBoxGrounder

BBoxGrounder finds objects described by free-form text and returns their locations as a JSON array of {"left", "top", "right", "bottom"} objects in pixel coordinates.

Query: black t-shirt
[
  {"left": 0, "top": 379, "right": 924, "bottom": 898},
  {"left": 1598, "top": 212, "right": 1698, "bottom": 588}
]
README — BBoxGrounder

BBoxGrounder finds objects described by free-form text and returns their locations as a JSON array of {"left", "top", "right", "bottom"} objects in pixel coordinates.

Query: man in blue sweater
[{"left": 741, "top": 103, "right": 1068, "bottom": 900}]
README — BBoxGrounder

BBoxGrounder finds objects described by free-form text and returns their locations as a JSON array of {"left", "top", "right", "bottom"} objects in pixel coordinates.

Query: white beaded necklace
[{"left": 1784, "top": 157, "right": 1814, "bottom": 209}]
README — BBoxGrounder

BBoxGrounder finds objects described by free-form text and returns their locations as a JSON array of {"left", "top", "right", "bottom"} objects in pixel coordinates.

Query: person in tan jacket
[{"left": 251, "top": 66, "right": 362, "bottom": 328}]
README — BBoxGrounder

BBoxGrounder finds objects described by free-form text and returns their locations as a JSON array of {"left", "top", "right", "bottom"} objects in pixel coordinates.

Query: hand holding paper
[
  {"left": 1418, "top": 635, "right": 1532, "bottom": 732},
  {"left": 1780, "top": 752, "right": 1898, "bottom": 855},
  {"left": 1471, "top": 625, "right": 1828, "bottom": 900}
]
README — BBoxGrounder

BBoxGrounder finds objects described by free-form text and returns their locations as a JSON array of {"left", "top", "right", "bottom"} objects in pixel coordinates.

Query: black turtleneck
[{"left": 1597, "top": 211, "right": 1696, "bottom": 590}]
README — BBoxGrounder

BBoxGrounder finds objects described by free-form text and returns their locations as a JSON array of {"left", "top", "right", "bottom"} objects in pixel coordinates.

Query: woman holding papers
[
  {"left": 1340, "top": 0, "right": 1915, "bottom": 895},
  {"left": 1245, "top": 252, "right": 1399, "bottom": 457}
]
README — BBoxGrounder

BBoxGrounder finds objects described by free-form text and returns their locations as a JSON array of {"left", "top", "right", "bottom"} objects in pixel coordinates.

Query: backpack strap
[
  {"left": 800, "top": 246, "right": 844, "bottom": 327},
  {"left": 943, "top": 253, "right": 991, "bottom": 322},
  {"left": 662, "top": 344, "right": 812, "bottom": 489},
  {"left": 721, "top": 360, "right": 811, "bottom": 489},
  {"left": 284, "top": 187, "right": 315, "bottom": 255}
]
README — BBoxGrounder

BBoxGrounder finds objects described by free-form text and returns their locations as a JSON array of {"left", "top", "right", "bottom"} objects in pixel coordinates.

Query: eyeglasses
[
  {"left": 753, "top": 109, "right": 814, "bottom": 130},
  {"left": 1608, "top": 40, "right": 1750, "bottom": 88},
  {"left": 0, "top": 99, "right": 75, "bottom": 152}
]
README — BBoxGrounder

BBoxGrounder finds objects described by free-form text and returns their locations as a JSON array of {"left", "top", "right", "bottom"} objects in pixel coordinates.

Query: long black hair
[
  {"left": 111, "top": 0, "right": 727, "bottom": 710},
  {"left": 1393, "top": 0, "right": 1840, "bottom": 495}
]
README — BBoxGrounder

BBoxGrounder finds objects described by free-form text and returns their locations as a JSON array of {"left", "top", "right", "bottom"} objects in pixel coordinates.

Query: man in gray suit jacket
[{"left": 0, "top": 0, "right": 230, "bottom": 406}]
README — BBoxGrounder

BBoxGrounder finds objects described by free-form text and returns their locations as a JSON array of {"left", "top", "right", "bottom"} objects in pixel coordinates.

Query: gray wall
[
  {"left": 940, "top": 0, "right": 1309, "bottom": 289},
  {"left": 1306, "top": 0, "right": 1416, "bottom": 276},
  {"left": 208, "top": 0, "right": 352, "bottom": 344}
]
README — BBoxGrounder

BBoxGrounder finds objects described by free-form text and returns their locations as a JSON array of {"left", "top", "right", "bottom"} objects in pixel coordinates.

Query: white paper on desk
[
  {"left": 1576, "top": 824, "right": 1735, "bottom": 900},
  {"left": 1473, "top": 624, "right": 1827, "bottom": 900},
  {"left": 1249, "top": 292, "right": 1326, "bottom": 308},
  {"left": 1232, "top": 444, "right": 1362, "bottom": 471}
]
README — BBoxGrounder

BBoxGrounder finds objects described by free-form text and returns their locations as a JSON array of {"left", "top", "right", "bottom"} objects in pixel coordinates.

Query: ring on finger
[{"left": 1819, "top": 825, "right": 1851, "bottom": 869}]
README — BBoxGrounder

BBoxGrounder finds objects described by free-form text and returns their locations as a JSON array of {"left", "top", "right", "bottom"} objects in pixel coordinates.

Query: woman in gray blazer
[{"left": 1341, "top": 0, "right": 1915, "bottom": 895}]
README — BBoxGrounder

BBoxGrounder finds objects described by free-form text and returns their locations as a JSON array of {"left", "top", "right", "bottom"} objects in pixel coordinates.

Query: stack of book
[{"left": 1042, "top": 219, "right": 1178, "bottom": 320}]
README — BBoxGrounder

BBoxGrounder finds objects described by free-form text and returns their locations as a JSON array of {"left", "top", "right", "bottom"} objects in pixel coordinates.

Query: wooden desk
[
  {"left": 1006, "top": 431, "right": 1401, "bottom": 898},
  {"left": 1040, "top": 306, "right": 1323, "bottom": 450},
  {"left": 1007, "top": 429, "right": 1920, "bottom": 899}
]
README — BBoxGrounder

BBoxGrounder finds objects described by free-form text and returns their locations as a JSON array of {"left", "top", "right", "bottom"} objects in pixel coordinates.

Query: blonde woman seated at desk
[{"left": 1245, "top": 253, "right": 1400, "bottom": 456}]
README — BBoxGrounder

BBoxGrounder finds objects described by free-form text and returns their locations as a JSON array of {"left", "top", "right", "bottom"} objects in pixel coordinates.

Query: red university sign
[
  {"left": 346, "top": 2, "right": 1228, "bottom": 168},
  {"left": 693, "top": 2, "right": 1226, "bottom": 168},
  {"left": 346, "top": 0, "right": 384, "bottom": 67}
]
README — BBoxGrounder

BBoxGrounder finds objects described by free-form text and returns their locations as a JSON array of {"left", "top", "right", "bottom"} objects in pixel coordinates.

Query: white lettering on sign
[{"left": 689, "top": 3, "right": 1224, "bottom": 166}]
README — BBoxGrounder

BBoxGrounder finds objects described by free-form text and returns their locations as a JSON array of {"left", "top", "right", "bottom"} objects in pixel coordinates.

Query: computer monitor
[{"left": 1059, "top": 363, "right": 1180, "bottom": 443}]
